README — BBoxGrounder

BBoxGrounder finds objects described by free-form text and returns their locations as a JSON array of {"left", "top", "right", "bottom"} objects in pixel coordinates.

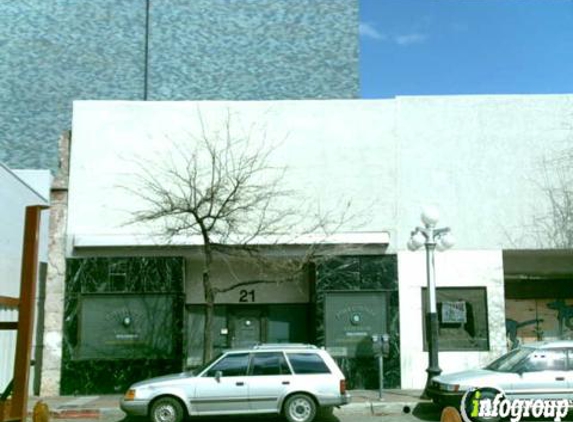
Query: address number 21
[{"left": 239, "top": 289, "right": 255, "bottom": 302}]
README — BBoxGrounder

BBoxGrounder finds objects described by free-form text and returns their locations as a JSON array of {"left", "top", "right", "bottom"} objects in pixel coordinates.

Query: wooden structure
[{"left": 0, "top": 206, "right": 47, "bottom": 422}]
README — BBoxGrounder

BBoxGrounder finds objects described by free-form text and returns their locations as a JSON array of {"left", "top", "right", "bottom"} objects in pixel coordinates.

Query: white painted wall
[
  {"left": 14, "top": 170, "right": 51, "bottom": 263},
  {"left": 68, "top": 95, "right": 573, "bottom": 251},
  {"left": 67, "top": 100, "right": 398, "bottom": 247},
  {"left": 0, "top": 165, "right": 50, "bottom": 393},
  {"left": 398, "top": 250, "right": 506, "bottom": 389},
  {"left": 394, "top": 95, "right": 573, "bottom": 250}
]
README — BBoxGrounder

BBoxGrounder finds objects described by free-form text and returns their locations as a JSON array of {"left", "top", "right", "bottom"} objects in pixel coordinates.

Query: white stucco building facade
[{"left": 44, "top": 94, "right": 573, "bottom": 393}]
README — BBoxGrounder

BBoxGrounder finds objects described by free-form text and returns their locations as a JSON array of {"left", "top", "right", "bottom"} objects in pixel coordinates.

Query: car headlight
[
  {"left": 442, "top": 383, "right": 460, "bottom": 392},
  {"left": 124, "top": 389, "right": 136, "bottom": 401}
]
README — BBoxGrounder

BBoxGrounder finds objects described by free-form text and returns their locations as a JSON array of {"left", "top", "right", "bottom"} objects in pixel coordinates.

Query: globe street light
[{"left": 407, "top": 206, "right": 454, "bottom": 396}]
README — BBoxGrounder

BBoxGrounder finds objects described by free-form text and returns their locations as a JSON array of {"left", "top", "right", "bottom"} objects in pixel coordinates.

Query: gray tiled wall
[{"left": 0, "top": 0, "right": 359, "bottom": 171}]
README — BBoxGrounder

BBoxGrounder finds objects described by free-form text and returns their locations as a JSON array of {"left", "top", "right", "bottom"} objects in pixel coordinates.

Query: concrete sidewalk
[{"left": 24, "top": 390, "right": 428, "bottom": 419}]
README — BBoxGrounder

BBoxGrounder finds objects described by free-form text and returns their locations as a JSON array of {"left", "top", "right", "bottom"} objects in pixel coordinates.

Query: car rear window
[{"left": 286, "top": 353, "right": 331, "bottom": 374}]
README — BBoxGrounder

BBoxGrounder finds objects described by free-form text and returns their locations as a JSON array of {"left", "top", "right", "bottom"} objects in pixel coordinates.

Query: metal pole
[
  {"left": 378, "top": 354, "right": 384, "bottom": 399},
  {"left": 424, "top": 239, "right": 442, "bottom": 395}
]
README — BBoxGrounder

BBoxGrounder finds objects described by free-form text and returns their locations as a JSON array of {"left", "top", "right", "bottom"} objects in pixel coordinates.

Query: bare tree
[
  {"left": 126, "top": 110, "right": 352, "bottom": 361},
  {"left": 530, "top": 149, "right": 573, "bottom": 248}
]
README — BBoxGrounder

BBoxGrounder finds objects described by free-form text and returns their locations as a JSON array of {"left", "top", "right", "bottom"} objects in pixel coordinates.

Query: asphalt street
[{"left": 44, "top": 403, "right": 443, "bottom": 422}]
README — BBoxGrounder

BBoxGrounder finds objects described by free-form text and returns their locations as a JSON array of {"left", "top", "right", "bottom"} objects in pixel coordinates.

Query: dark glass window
[
  {"left": 422, "top": 287, "right": 489, "bottom": 351},
  {"left": 109, "top": 260, "right": 128, "bottom": 291},
  {"left": 251, "top": 352, "right": 291, "bottom": 376},
  {"left": 67, "top": 257, "right": 183, "bottom": 294},
  {"left": 286, "top": 353, "right": 330, "bottom": 374},
  {"left": 519, "top": 350, "right": 567, "bottom": 372},
  {"left": 206, "top": 353, "right": 249, "bottom": 377}
]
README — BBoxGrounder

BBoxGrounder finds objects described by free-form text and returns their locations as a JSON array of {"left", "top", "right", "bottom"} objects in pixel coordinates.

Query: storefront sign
[
  {"left": 324, "top": 291, "right": 387, "bottom": 358},
  {"left": 442, "top": 301, "right": 467, "bottom": 323},
  {"left": 76, "top": 294, "right": 177, "bottom": 360}
]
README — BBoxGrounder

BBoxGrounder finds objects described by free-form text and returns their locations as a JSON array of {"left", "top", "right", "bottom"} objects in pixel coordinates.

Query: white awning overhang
[{"left": 71, "top": 231, "right": 391, "bottom": 256}]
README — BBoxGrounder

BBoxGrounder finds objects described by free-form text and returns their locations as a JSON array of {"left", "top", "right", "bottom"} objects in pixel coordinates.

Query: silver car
[
  {"left": 120, "top": 344, "right": 349, "bottom": 422},
  {"left": 427, "top": 340, "right": 573, "bottom": 406}
]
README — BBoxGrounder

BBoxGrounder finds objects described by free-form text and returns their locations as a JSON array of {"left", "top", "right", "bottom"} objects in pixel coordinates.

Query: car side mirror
[{"left": 215, "top": 370, "right": 222, "bottom": 382}]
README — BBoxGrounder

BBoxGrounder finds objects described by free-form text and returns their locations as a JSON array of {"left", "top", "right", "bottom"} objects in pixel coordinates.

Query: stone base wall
[{"left": 40, "top": 132, "right": 70, "bottom": 395}]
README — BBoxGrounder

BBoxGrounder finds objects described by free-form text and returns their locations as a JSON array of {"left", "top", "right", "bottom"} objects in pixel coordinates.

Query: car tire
[
  {"left": 150, "top": 397, "right": 185, "bottom": 422},
  {"left": 284, "top": 394, "right": 317, "bottom": 422}
]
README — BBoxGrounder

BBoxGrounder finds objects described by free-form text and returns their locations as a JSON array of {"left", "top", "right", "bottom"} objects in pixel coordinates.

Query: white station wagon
[{"left": 120, "top": 344, "right": 349, "bottom": 422}]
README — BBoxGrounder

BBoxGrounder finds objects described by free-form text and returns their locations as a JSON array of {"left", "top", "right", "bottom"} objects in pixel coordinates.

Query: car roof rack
[{"left": 252, "top": 343, "right": 318, "bottom": 350}]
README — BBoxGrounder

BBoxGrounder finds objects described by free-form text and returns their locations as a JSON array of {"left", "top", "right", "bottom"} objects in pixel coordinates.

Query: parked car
[
  {"left": 120, "top": 344, "right": 349, "bottom": 422},
  {"left": 427, "top": 340, "right": 573, "bottom": 406}
]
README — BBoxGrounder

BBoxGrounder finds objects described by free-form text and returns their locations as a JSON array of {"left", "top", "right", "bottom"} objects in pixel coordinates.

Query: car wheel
[
  {"left": 150, "top": 397, "right": 185, "bottom": 422},
  {"left": 284, "top": 394, "right": 317, "bottom": 422}
]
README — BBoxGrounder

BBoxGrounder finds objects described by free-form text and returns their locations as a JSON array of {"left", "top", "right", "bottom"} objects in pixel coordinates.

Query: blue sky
[{"left": 360, "top": 0, "right": 573, "bottom": 98}]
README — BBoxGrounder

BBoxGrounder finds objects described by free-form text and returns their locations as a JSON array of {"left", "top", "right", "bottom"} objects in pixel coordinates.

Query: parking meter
[
  {"left": 381, "top": 334, "right": 390, "bottom": 358},
  {"left": 370, "top": 334, "right": 391, "bottom": 357},
  {"left": 370, "top": 334, "right": 380, "bottom": 355},
  {"left": 372, "top": 333, "right": 391, "bottom": 398}
]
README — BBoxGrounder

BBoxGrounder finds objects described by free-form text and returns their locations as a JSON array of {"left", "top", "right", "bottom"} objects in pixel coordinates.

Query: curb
[
  {"left": 50, "top": 410, "right": 103, "bottom": 420},
  {"left": 340, "top": 401, "right": 424, "bottom": 415},
  {"left": 44, "top": 408, "right": 125, "bottom": 420}
]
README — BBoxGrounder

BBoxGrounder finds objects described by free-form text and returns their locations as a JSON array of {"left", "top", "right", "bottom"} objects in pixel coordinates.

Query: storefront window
[{"left": 422, "top": 287, "right": 489, "bottom": 351}]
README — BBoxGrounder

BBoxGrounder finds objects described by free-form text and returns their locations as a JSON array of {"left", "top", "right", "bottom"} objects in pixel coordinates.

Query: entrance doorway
[{"left": 229, "top": 307, "right": 265, "bottom": 348}]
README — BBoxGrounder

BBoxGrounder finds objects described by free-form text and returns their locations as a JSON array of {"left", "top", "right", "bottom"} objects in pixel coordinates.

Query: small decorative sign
[
  {"left": 325, "top": 292, "right": 387, "bottom": 357},
  {"left": 442, "top": 301, "right": 467, "bottom": 324},
  {"left": 76, "top": 294, "right": 177, "bottom": 360}
]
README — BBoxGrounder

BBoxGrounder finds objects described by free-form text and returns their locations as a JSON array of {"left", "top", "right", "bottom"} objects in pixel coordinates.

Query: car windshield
[{"left": 485, "top": 347, "right": 533, "bottom": 372}]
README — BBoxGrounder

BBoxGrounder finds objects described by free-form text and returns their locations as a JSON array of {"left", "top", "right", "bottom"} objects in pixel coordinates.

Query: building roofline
[
  {"left": 0, "top": 162, "right": 49, "bottom": 204},
  {"left": 71, "top": 231, "right": 390, "bottom": 249}
]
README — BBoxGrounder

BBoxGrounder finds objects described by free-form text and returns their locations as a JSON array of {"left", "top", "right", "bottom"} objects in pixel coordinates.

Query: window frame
[
  {"left": 514, "top": 348, "right": 568, "bottom": 373},
  {"left": 204, "top": 352, "right": 250, "bottom": 377},
  {"left": 567, "top": 348, "right": 573, "bottom": 370},
  {"left": 421, "top": 286, "right": 490, "bottom": 352},
  {"left": 285, "top": 352, "right": 331, "bottom": 375},
  {"left": 248, "top": 351, "right": 292, "bottom": 376}
]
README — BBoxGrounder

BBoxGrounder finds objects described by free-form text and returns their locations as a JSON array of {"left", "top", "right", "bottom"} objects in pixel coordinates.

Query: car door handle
[
  {"left": 282, "top": 381, "right": 290, "bottom": 385},
  {"left": 236, "top": 382, "right": 245, "bottom": 386},
  {"left": 556, "top": 377, "right": 565, "bottom": 381}
]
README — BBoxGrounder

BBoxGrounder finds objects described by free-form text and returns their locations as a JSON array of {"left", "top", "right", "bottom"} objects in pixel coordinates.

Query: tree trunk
[
  {"left": 203, "top": 271, "right": 215, "bottom": 362},
  {"left": 202, "top": 240, "right": 215, "bottom": 363}
]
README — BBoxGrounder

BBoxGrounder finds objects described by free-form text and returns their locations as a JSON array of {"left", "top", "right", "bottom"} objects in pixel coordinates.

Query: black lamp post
[{"left": 407, "top": 207, "right": 454, "bottom": 396}]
